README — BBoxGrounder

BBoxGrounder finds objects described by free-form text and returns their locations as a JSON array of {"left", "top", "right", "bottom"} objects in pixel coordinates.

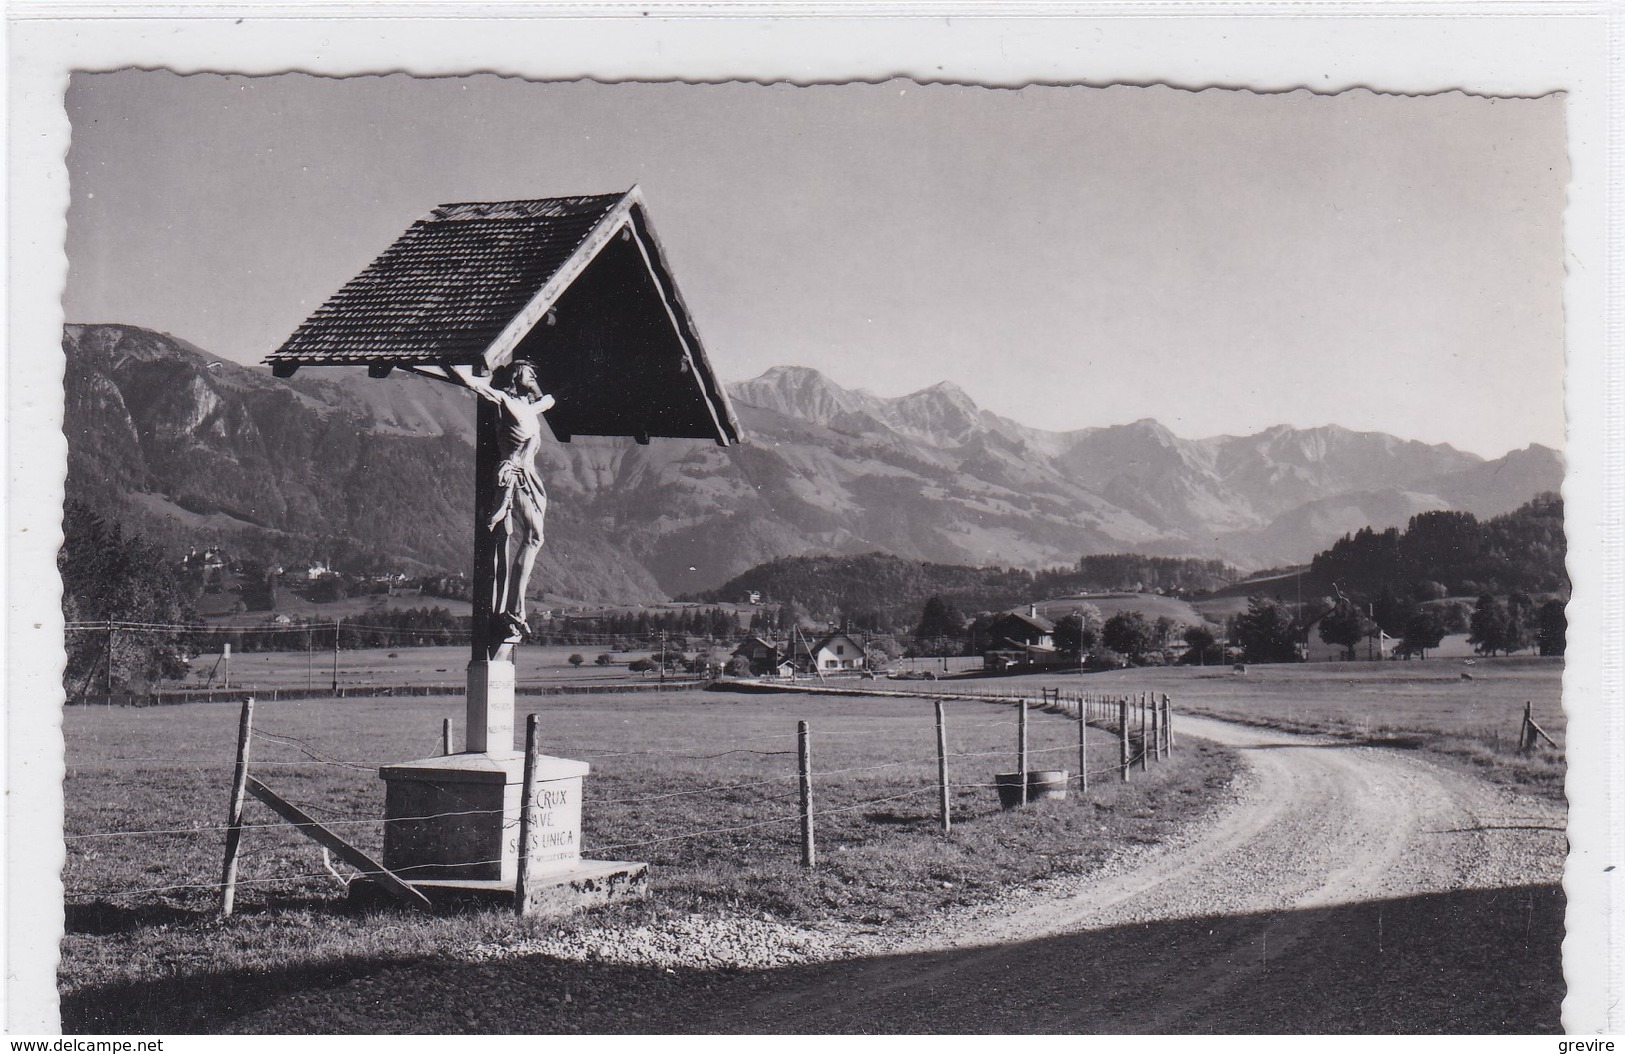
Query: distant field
[
  {"left": 977, "top": 656, "right": 1565, "bottom": 797},
  {"left": 1190, "top": 595, "right": 1253, "bottom": 621},
  {"left": 197, "top": 591, "right": 758, "bottom": 629},
  {"left": 1036, "top": 592, "right": 1208, "bottom": 626},
  {"left": 195, "top": 592, "right": 475, "bottom": 624},
  {"left": 181, "top": 644, "right": 701, "bottom": 691}
]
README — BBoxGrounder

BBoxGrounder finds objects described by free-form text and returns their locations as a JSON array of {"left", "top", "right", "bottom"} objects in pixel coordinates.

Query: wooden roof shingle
[{"left": 265, "top": 188, "right": 740, "bottom": 446}]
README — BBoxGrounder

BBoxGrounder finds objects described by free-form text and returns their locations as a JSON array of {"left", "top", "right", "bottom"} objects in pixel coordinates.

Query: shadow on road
[{"left": 63, "top": 883, "right": 1563, "bottom": 1035}]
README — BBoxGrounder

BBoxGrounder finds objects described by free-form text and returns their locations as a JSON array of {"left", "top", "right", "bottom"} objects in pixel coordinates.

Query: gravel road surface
[
  {"left": 238, "top": 715, "right": 1567, "bottom": 1033},
  {"left": 681, "top": 715, "right": 1565, "bottom": 1032}
]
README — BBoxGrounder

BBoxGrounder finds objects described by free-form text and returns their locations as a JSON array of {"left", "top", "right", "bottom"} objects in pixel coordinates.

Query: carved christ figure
[{"left": 447, "top": 361, "right": 556, "bottom": 638}]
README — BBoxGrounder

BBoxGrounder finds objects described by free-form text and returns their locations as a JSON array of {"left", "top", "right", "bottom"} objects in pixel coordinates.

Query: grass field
[
  {"left": 180, "top": 644, "right": 707, "bottom": 691},
  {"left": 60, "top": 688, "right": 1233, "bottom": 1031},
  {"left": 1036, "top": 592, "right": 1208, "bottom": 625},
  {"left": 977, "top": 656, "right": 1566, "bottom": 798}
]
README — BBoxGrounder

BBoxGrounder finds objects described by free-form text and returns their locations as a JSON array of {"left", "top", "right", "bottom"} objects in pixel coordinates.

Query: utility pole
[
  {"left": 331, "top": 617, "right": 341, "bottom": 693},
  {"left": 659, "top": 629, "right": 666, "bottom": 684},
  {"left": 104, "top": 617, "right": 114, "bottom": 697}
]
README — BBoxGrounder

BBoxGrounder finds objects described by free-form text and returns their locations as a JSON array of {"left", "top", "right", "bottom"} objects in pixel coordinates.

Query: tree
[
  {"left": 1233, "top": 597, "right": 1299, "bottom": 664},
  {"left": 1504, "top": 592, "right": 1536, "bottom": 655},
  {"left": 1102, "top": 611, "right": 1155, "bottom": 663},
  {"left": 568, "top": 653, "right": 584, "bottom": 667},
  {"left": 913, "top": 595, "right": 965, "bottom": 657},
  {"left": 595, "top": 653, "right": 613, "bottom": 666},
  {"left": 1182, "top": 624, "right": 1219, "bottom": 665},
  {"left": 60, "top": 503, "right": 199, "bottom": 693},
  {"left": 1467, "top": 595, "right": 1511, "bottom": 656},
  {"left": 1414, "top": 579, "right": 1449, "bottom": 602},
  {"left": 1537, "top": 599, "right": 1567, "bottom": 657},
  {"left": 1317, "top": 604, "right": 1372, "bottom": 662},
  {"left": 1052, "top": 614, "right": 1086, "bottom": 656},
  {"left": 913, "top": 595, "right": 965, "bottom": 640},
  {"left": 1052, "top": 605, "right": 1103, "bottom": 657},
  {"left": 776, "top": 599, "right": 806, "bottom": 634},
  {"left": 627, "top": 658, "right": 654, "bottom": 674},
  {"left": 863, "top": 635, "right": 903, "bottom": 671},
  {"left": 1400, "top": 610, "right": 1446, "bottom": 659},
  {"left": 1370, "top": 587, "right": 1412, "bottom": 638}
]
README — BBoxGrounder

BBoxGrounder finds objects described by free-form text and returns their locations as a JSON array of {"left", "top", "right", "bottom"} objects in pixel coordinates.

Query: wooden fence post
[
  {"left": 220, "top": 695, "right": 255, "bottom": 917},
  {"left": 935, "top": 700, "right": 951, "bottom": 835},
  {"left": 514, "top": 713, "right": 543, "bottom": 913},
  {"left": 1163, "top": 693, "right": 1175, "bottom": 752},
  {"left": 798, "top": 720, "right": 815, "bottom": 867},
  {"left": 1139, "top": 693, "right": 1150, "bottom": 772},
  {"left": 1078, "top": 700, "right": 1089, "bottom": 797},
  {"left": 1520, "top": 701, "right": 1558, "bottom": 753},
  {"left": 105, "top": 617, "right": 115, "bottom": 698},
  {"left": 1018, "top": 695, "right": 1030, "bottom": 806},
  {"left": 1150, "top": 693, "right": 1161, "bottom": 762},
  {"left": 1119, "top": 697, "right": 1131, "bottom": 782},
  {"left": 441, "top": 717, "right": 454, "bottom": 756}
]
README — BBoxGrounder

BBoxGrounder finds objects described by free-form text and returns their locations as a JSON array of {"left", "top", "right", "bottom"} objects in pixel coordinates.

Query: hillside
[{"left": 61, "top": 323, "right": 1564, "bottom": 604}]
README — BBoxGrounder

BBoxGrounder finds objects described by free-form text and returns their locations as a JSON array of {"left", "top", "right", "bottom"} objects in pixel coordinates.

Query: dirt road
[
  {"left": 681, "top": 715, "right": 1567, "bottom": 1033},
  {"left": 227, "top": 715, "right": 1567, "bottom": 1034}
]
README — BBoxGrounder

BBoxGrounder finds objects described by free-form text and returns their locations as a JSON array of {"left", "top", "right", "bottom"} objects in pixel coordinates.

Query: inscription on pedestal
[
  {"left": 525, "top": 776, "right": 584, "bottom": 875},
  {"left": 466, "top": 660, "right": 516, "bottom": 754}
]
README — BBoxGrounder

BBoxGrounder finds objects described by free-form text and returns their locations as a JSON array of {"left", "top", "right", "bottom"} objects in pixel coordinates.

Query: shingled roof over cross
[{"left": 266, "top": 187, "right": 740, "bottom": 446}]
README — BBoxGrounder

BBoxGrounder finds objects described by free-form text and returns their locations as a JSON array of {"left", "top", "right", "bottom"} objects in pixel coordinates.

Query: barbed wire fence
[{"left": 62, "top": 684, "right": 1179, "bottom": 913}]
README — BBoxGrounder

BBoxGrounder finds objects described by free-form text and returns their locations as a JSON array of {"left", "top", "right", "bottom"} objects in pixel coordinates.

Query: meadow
[
  {"left": 57, "top": 656, "right": 1566, "bottom": 1030},
  {"left": 984, "top": 655, "right": 1566, "bottom": 797},
  {"left": 60, "top": 687, "right": 1231, "bottom": 1031},
  {"left": 181, "top": 643, "right": 703, "bottom": 691}
]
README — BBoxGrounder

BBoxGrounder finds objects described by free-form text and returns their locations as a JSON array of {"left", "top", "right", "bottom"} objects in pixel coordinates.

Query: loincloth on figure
[{"left": 488, "top": 461, "right": 548, "bottom": 534}]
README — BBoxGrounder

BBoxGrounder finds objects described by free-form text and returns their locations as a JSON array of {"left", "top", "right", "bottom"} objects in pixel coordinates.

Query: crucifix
[
  {"left": 267, "top": 188, "right": 740, "bottom": 912},
  {"left": 399, "top": 358, "right": 560, "bottom": 756}
]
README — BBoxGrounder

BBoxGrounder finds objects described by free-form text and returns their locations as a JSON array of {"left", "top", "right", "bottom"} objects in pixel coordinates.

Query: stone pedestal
[
  {"left": 381, "top": 752, "right": 525, "bottom": 882},
  {"left": 375, "top": 749, "right": 647, "bottom": 914}
]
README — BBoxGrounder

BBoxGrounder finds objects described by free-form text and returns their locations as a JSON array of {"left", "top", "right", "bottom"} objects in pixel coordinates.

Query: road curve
[
  {"left": 218, "top": 715, "right": 1566, "bottom": 1035},
  {"left": 690, "top": 714, "right": 1567, "bottom": 1034}
]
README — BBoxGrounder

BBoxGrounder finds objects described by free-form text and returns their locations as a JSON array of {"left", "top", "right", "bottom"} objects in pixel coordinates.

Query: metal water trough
[{"left": 994, "top": 770, "right": 1069, "bottom": 808}]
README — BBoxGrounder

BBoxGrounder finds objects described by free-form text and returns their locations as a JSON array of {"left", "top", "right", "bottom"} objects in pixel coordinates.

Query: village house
[
  {"left": 729, "top": 635, "right": 787, "bottom": 676},
  {"left": 809, "top": 631, "right": 868, "bottom": 672},
  {"left": 182, "top": 546, "right": 227, "bottom": 573},
  {"left": 983, "top": 605, "right": 1064, "bottom": 673}
]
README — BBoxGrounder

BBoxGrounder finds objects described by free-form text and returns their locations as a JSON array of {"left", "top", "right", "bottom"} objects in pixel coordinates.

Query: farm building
[
  {"left": 1300, "top": 629, "right": 1402, "bottom": 663},
  {"left": 730, "top": 635, "right": 788, "bottom": 676},
  {"left": 983, "top": 605, "right": 1066, "bottom": 672}
]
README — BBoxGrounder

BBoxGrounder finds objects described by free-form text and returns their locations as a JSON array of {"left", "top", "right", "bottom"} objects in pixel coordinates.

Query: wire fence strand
[{"left": 68, "top": 687, "right": 1177, "bottom": 902}]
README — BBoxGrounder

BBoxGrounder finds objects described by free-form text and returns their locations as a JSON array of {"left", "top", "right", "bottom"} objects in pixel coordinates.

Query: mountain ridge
[{"left": 61, "top": 324, "right": 1563, "bottom": 603}]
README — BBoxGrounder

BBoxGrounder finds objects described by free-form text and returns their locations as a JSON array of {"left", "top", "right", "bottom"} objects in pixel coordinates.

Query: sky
[{"left": 63, "top": 70, "right": 1568, "bottom": 458}]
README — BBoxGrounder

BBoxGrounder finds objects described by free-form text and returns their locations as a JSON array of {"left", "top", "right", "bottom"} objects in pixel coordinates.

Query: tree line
[
  {"left": 695, "top": 551, "right": 1242, "bottom": 630},
  {"left": 1309, "top": 494, "right": 1567, "bottom": 601}
]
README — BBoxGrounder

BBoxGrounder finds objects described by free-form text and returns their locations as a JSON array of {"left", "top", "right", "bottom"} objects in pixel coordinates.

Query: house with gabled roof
[
  {"left": 729, "top": 635, "right": 788, "bottom": 676},
  {"left": 983, "top": 605, "right": 1063, "bottom": 672},
  {"left": 809, "top": 631, "right": 868, "bottom": 673}
]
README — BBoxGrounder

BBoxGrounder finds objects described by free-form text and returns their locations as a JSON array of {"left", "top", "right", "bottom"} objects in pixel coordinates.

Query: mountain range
[{"left": 61, "top": 323, "right": 1564, "bottom": 603}]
